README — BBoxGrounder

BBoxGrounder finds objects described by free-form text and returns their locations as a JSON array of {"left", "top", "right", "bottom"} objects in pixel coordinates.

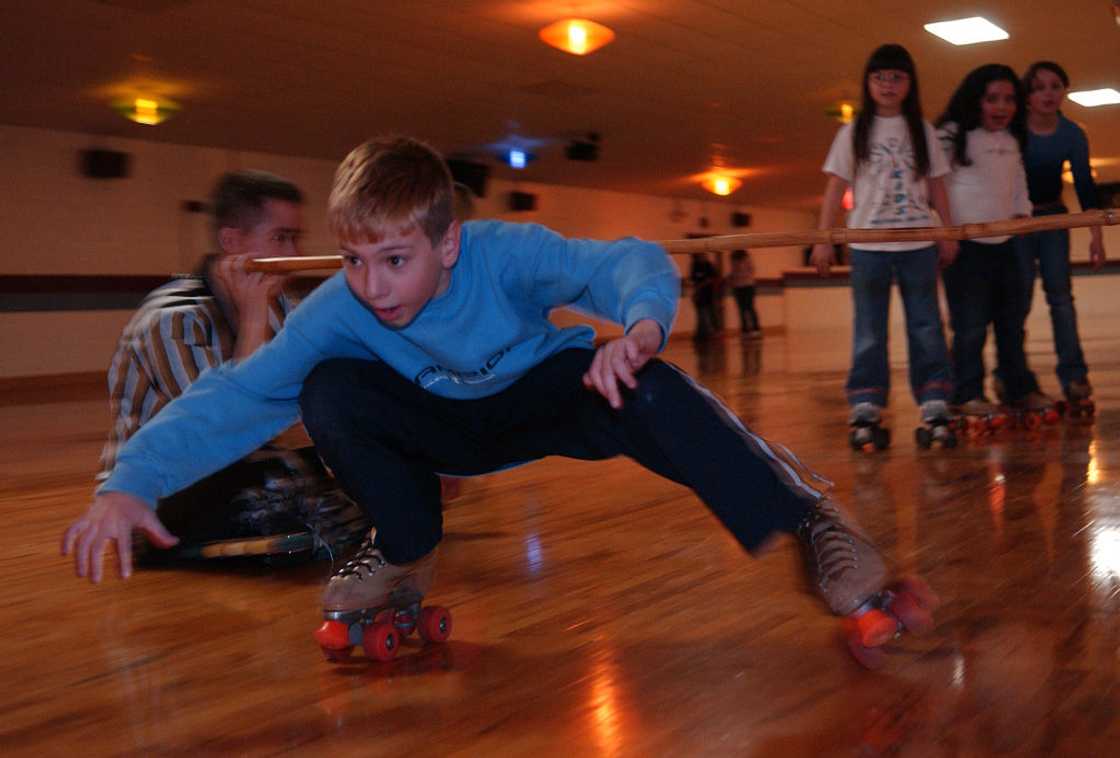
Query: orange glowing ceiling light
[
  {"left": 113, "top": 96, "right": 180, "bottom": 125},
  {"left": 702, "top": 174, "right": 742, "bottom": 196},
  {"left": 826, "top": 101, "right": 856, "bottom": 124},
  {"left": 539, "top": 18, "right": 615, "bottom": 56}
]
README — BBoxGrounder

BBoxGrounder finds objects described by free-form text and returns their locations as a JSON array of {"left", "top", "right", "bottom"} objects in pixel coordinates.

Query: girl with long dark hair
[{"left": 813, "top": 43, "right": 956, "bottom": 450}]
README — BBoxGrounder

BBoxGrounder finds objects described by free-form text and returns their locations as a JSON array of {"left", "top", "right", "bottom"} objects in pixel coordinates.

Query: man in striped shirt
[{"left": 98, "top": 170, "right": 367, "bottom": 557}]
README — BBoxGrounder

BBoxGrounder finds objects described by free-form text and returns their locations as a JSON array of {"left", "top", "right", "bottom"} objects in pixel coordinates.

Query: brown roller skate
[
  {"left": 312, "top": 531, "right": 451, "bottom": 662},
  {"left": 1057, "top": 380, "right": 1095, "bottom": 420},
  {"left": 796, "top": 499, "right": 941, "bottom": 669},
  {"left": 952, "top": 397, "right": 1007, "bottom": 438}
]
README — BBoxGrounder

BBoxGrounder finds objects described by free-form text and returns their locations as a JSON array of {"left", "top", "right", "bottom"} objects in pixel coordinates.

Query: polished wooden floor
[{"left": 3, "top": 329, "right": 1119, "bottom": 756}]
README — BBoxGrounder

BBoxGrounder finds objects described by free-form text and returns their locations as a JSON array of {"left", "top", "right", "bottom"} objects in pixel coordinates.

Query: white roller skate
[
  {"left": 848, "top": 402, "right": 890, "bottom": 452},
  {"left": 914, "top": 399, "right": 957, "bottom": 450}
]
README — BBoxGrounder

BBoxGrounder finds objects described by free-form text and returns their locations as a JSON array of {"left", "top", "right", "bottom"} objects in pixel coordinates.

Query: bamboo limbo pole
[{"left": 248, "top": 209, "right": 1119, "bottom": 273}]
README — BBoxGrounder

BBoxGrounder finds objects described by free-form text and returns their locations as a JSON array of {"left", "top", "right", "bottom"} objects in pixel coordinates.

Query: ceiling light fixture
[
  {"left": 1068, "top": 88, "right": 1120, "bottom": 107},
  {"left": 113, "top": 96, "right": 180, "bottom": 125},
  {"left": 539, "top": 19, "right": 615, "bottom": 56},
  {"left": 702, "top": 174, "right": 742, "bottom": 197},
  {"left": 827, "top": 102, "right": 856, "bottom": 124},
  {"left": 924, "top": 17, "right": 1008, "bottom": 46}
]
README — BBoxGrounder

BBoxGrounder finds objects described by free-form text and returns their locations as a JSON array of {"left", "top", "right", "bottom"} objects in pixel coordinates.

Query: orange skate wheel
[
  {"left": 314, "top": 620, "right": 354, "bottom": 661},
  {"left": 965, "top": 418, "right": 987, "bottom": 439},
  {"left": 855, "top": 608, "right": 897, "bottom": 648},
  {"left": 1042, "top": 408, "right": 1059, "bottom": 425},
  {"left": 1024, "top": 412, "right": 1042, "bottom": 430},
  {"left": 418, "top": 606, "right": 453, "bottom": 643},
  {"left": 894, "top": 575, "right": 941, "bottom": 611},
  {"left": 841, "top": 626, "right": 887, "bottom": 670},
  {"left": 887, "top": 591, "right": 934, "bottom": 636},
  {"left": 362, "top": 623, "right": 400, "bottom": 662}
]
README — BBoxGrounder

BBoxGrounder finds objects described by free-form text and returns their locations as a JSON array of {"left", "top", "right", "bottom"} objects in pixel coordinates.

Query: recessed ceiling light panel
[
  {"left": 924, "top": 17, "right": 1009, "bottom": 45},
  {"left": 1068, "top": 88, "right": 1120, "bottom": 107}
]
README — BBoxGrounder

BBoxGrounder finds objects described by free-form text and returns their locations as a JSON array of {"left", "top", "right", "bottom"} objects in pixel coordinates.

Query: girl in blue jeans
[
  {"left": 1005, "top": 61, "right": 1106, "bottom": 414},
  {"left": 813, "top": 44, "right": 956, "bottom": 447}
]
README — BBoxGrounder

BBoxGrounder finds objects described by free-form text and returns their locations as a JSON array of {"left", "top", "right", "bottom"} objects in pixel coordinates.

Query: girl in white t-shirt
[
  {"left": 813, "top": 44, "right": 957, "bottom": 451},
  {"left": 935, "top": 64, "right": 1055, "bottom": 428}
]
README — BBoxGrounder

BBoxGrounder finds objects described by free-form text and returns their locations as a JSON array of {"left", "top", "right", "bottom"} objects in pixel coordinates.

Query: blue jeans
[
  {"left": 1015, "top": 206, "right": 1089, "bottom": 389},
  {"left": 846, "top": 246, "right": 953, "bottom": 408},
  {"left": 942, "top": 240, "right": 1041, "bottom": 403}
]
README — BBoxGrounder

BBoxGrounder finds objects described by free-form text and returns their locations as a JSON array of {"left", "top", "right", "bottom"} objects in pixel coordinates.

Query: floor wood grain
[{"left": 3, "top": 331, "right": 1118, "bottom": 756}]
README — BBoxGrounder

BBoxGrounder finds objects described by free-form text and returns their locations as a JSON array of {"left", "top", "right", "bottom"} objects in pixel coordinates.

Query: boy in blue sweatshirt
[{"left": 63, "top": 136, "right": 926, "bottom": 662}]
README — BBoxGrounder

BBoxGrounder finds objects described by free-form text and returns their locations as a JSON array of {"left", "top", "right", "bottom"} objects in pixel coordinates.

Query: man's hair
[
  {"left": 329, "top": 136, "right": 454, "bottom": 245},
  {"left": 211, "top": 170, "right": 302, "bottom": 236}
]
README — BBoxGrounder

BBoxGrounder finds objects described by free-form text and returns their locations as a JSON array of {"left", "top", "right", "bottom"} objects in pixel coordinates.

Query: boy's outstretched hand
[
  {"left": 61, "top": 492, "right": 178, "bottom": 583},
  {"left": 583, "top": 319, "right": 663, "bottom": 409}
]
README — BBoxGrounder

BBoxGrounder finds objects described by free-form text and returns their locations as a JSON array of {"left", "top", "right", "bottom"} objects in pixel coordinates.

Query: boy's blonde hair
[{"left": 329, "top": 136, "right": 454, "bottom": 245}]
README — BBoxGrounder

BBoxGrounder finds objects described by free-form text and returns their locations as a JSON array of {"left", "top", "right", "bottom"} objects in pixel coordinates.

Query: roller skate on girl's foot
[
  {"left": 848, "top": 403, "right": 890, "bottom": 453},
  {"left": 914, "top": 399, "right": 957, "bottom": 450},
  {"left": 1058, "top": 380, "right": 1095, "bottom": 420},
  {"left": 312, "top": 531, "right": 451, "bottom": 662},
  {"left": 952, "top": 397, "right": 1007, "bottom": 438},
  {"left": 796, "top": 499, "right": 940, "bottom": 669},
  {"left": 1010, "top": 391, "right": 1061, "bottom": 430}
]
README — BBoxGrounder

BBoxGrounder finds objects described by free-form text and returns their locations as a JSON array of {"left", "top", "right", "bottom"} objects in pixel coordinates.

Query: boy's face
[
  {"left": 219, "top": 199, "right": 304, "bottom": 258},
  {"left": 340, "top": 222, "right": 460, "bottom": 329}
]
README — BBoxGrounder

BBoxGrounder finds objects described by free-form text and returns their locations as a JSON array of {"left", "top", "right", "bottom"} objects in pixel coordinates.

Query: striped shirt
[{"left": 98, "top": 273, "right": 290, "bottom": 480}]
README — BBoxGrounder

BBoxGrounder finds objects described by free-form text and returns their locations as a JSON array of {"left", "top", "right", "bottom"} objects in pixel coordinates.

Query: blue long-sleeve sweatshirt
[
  {"left": 1024, "top": 114, "right": 1099, "bottom": 210},
  {"left": 99, "top": 220, "right": 680, "bottom": 506}
]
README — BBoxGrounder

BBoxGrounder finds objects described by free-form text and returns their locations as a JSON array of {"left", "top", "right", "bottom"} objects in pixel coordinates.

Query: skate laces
[
  {"left": 335, "top": 536, "right": 387, "bottom": 580},
  {"left": 800, "top": 500, "right": 859, "bottom": 589}
]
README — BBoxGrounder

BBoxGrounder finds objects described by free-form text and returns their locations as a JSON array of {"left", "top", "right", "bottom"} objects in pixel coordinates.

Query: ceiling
[{"left": 3, "top": 0, "right": 1118, "bottom": 208}]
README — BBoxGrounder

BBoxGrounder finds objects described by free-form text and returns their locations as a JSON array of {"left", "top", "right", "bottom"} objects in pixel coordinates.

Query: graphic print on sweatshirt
[{"left": 414, "top": 348, "right": 509, "bottom": 389}]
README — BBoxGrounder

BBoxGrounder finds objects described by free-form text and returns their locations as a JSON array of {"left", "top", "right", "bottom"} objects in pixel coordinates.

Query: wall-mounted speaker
[
  {"left": 447, "top": 159, "right": 490, "bottom": 198},
  {"left": 508, "top": 191, "right": 538, "bottom": 212},
  {"left": 730, "top": 211, "right": 752, "bottom": 227},
  {"left": 79, "top": 149, "right": 131, "bottom": 179},
  {"left": 1097, "top": 181, "right": 1120, "bottom": 209}
]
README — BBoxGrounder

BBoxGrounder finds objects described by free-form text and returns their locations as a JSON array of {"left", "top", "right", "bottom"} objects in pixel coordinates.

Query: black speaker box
[
  {"left": 731, "top": 211, "right": 752, "bottom": 227},
  {"left": 80, "top": 149, "right": 131, "bottom": 179},
  {"left": 447, "top": 159, "right": 490, "bottom": 198},
  {"left": 1097, "top": 181, "right": 1120, "bottom": 209},
  {"left": 508, "top": 191, "right": 537, "bottom": 212}
]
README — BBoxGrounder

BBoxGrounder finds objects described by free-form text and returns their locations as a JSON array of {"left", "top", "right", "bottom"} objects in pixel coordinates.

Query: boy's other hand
[
  {"left": 61, "top": 492, "right": 178, "bottom": 583},
  {"left": 937, "top": 239, "right": 959, "bottom": 268},
  {"left": 810, "top": 243, "right": 835, "bottom": 277},
  {"left": 583, "top": 319, "right": 662, "bottom": 409}
]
